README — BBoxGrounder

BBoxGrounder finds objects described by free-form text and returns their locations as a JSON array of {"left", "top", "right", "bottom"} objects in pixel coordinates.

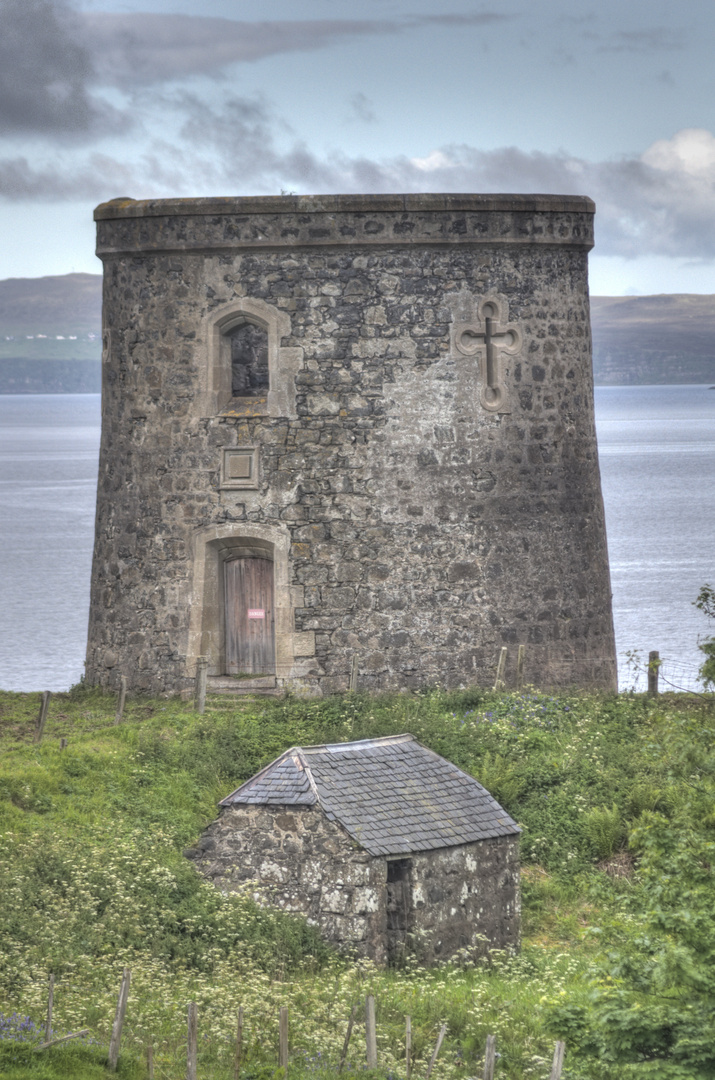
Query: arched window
[
  {"left": 204, "top": 297, "right": 300, "bottom": 418},
  {"left": 230, "top": 322, "right": 268, "bottom": 397}
]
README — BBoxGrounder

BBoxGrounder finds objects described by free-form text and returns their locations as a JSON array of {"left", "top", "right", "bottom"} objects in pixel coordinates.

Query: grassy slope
[{"left": 0, "top": 686, "right": 713, "bottom": 1079}]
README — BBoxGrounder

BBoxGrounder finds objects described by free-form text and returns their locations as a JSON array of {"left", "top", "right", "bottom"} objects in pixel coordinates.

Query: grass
[{"left": 0, "top": 683, "right": 713, "bottom": 1079}]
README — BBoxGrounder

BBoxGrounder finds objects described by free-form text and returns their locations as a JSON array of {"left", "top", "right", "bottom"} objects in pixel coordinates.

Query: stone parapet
[{"left": 95, "top": 193, "right": 594, "bottom": 255}]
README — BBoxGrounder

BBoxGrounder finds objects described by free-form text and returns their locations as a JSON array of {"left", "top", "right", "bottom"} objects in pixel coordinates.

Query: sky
[{"left": 2, "top": 0, "right": 715, "bottom": 294}]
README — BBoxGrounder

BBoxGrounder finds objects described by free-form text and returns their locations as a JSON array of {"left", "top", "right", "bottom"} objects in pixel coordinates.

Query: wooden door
[
  {"left": 224, "top": 556, "right": 275, "bottom": 675},
  {"left": 386, "top": 859, "right": 412, "bottom": 965}
]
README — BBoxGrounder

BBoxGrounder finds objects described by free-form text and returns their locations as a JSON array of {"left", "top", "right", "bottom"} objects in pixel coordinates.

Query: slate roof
[{"left": 218, "top": 734, "right": 520, "bottom": 857}]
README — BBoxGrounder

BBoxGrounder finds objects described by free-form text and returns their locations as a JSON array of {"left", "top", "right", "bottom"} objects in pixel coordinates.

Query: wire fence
[{"left": 619, "top": 651, "right": 707, "bottom": 695}]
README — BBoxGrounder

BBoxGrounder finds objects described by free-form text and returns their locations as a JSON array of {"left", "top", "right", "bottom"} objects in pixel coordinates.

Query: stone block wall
[
  {"left": 86, "top": 194, "right": 616, "bottom": 695},
  {"left": 188, "top": 804, "right": 388, "bottom": 963},
  {"left": 410, "top": 837, "right": 520, "bottom": 963}
]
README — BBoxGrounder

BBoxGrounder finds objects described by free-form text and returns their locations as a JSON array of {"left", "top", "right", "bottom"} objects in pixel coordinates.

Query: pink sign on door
[{"left": 247, "top": 609, "right": 265, "bottom": 619}]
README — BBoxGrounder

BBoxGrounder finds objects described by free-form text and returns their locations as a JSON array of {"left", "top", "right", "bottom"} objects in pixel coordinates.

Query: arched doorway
[
  {"left": 224, "top": 553, "right": 275, "bottom": 675},
  {"left": 187, "top": 523, "right": 316, "bottom": 688}
]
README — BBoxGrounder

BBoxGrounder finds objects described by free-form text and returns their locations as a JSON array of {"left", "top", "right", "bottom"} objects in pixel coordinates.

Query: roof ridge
[
  {"left": 299, "top": 733, "right": 414, "bottom": 753},
  {"left": 295, "top": 748, "right": 321, "bottom": 805}
]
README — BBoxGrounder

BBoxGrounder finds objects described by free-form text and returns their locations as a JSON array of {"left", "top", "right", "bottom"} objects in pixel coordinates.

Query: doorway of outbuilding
[
  {"left": 386, "top": 858, "right": 412, "bottom": 965},
  {"left": 224, "top": 554, "right": 276, "bottom": 675}
]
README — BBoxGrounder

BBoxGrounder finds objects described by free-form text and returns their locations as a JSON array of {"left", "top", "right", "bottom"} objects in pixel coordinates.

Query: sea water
[
  {"left": 595, "top": 385, "right": 714, "bottom": 691},
  {"left": 0, "top": 387, "right": 713, "bottom": 692}
]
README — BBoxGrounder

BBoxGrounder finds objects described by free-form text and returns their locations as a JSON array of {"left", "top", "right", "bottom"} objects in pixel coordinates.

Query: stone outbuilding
[{"left": 189, "top": 733, "right": 521, "bottom": 965}]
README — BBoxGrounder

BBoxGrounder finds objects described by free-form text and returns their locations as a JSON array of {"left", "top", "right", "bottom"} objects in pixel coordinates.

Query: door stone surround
[{"left": 186, "top": 522, "right": 316, "bottom": 686}]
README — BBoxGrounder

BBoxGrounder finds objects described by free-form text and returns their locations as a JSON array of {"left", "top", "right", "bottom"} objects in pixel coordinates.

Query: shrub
[
  {"left": 583, "top": 804, "right": 625, "bottom": 860},
  {"left": 694, "top": 584, "right": 715, "bottom": 689}
]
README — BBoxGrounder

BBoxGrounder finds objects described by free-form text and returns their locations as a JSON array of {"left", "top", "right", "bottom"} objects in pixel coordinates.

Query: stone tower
[{"left": 86, "top": 193, "right": 617, "bottom": 696}]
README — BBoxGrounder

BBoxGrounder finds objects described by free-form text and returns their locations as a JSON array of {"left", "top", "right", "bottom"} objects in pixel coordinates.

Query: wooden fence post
[
  {"left": 195, "top": 656, "right": 208, "bottom": 713},
  {"left": 108, "top": 968, "right": 131, "bottom": 1072},
  {"left": 338, "top": 1004, "right": 357, "bottom": 1073},
  {"left": 493, "top": 648, "right": 507, "bottom": 692},
  {"left": 349, "top": 655, "right": 358, "bottom": 693},
  {"left": 34, "top": 691, "right": 51, "bottom": 743},
  {"left": 648, "top": 651, "right": 660, "bottom": 696},
  {"left": 483, "top": 1034, "right": 496, "bottom": 1080},
  {"left": 234, "top": 1005, "right": 244, "bottom": 1080},
  {"left": 147, "top": 1043, "right": 155, "bottom": 1080},
  {"left": 405, "top": 1015, "right": 411, "bottom": 1080},
  {"left": 550, "top": 1041, "right": 566, "bottom": 1080},
  {"left": 425, "top": 1024, "right": 447, "bottom": 1080},
  {"left": 279, "top": 1006, "right": 289, "bottom": 1077},
  {"left": 114, "top": 676, "right": 127, "bottom": 725},
  {"left": 59, "top": 738, "right": 68, "bottom": 750},
  {"left": 365, "top": 995, "right": 377, "bottom": 1069},
  {"left": 45, "top": 974, "right": 54, "bottom": 1044},
  {"left": 187, "top": 1002, "right": 198, "bottom": 1080},
  {"left": 516, "top": 644, "right": 525, "bottom": 691},
  {"left": 36, "top": 1028, "right": 89, "bottom": 1051}
]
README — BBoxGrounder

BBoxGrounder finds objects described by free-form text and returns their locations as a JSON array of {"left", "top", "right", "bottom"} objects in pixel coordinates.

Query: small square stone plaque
[
  {"left": 229, "top": 455, "right": 252, "bottom": 479},
  {"left": 221, "top": 447, "right": 259, "bottom": 489}
]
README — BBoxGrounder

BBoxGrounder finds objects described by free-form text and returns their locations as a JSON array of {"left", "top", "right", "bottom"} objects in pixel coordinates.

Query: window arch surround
[{"left": 204, "top": 296, "right": 301, "bottom": 418}]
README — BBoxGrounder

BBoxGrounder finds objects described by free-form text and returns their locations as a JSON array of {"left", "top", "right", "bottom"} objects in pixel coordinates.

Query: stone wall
[
  {"left": 187, "top": 802, "right": 521, "bottom": 965},
  {"left": 188, "top": 804, "right": 389, "bottom": 963},
  {"left": 86, "top": 193, "right": 616, "bottom": 695},
  {"left": 410, "top": 837, "right": 520, "bottom": 963}
]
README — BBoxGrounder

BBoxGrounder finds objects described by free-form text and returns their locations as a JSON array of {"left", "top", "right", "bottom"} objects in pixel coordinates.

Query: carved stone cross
[{"left": 453, "top": 298, "right": 522, "bottom": 413}]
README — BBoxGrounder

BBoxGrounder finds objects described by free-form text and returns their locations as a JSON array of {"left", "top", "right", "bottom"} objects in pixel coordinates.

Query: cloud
[
  {"left": 413, "top": 13, "right": 512, "bottom": 27},
  {"left": 80, "top": 10, "right": 511, "bottom": 89},
  {"left": 3, "top": 110, "right": 715, "bottom": 262},
  {"left": 410, "top": 150, "right": 454, "bottom": 172},
  {"left": 587, "top": 27, "right": 686, "bottom": 53},
  {"left": 0, "top": 153, "right": 138, "bottom": 199},
  {"left": 641, "top": 128, "right": 715, "bottom": 176},
  {"left": 0, "top": 1, "right": 512, "bottom": 133},
  {"left": 0, "top": 0, "right": 109, "bottom": 137},
  {"left": 401, "top": 135, "right": 715, "bottom": 260},
  {"left": 348, "top": 93, "right": 377, "bottom": 124}
]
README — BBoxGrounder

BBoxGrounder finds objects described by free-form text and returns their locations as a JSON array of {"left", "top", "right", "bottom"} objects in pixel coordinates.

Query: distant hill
[
  {"left": 0, "top": 273, "right": 713, "bottom": 391},
  {"left": 0, "top": 272, "right": 102, "bottom": 336},
  {"left": 591, "top": 294, "right": 715, "bottom": 385},
  {"left": 0, "top": 273, "right": 102, "bottom": 391}
]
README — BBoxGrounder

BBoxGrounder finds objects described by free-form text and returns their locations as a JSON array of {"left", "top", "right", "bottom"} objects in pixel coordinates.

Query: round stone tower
[{"left": 86, "top": 193, "right": 617, "bottom": 696}]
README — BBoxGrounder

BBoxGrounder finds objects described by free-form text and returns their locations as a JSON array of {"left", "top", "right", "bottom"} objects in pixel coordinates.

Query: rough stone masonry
[{"left": 86, "top": 193, "right": 617, "bottom": 696}]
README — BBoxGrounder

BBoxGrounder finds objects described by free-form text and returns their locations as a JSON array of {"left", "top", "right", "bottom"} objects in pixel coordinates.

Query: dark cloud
[
  {"left": 0, "top": 0, "right": 93, "bottom": 135},
  {"left": 397, "top": 140, "right": 715, "bottom": 260},
  {"left": 176, "top": 92, "right": 288, "bottom": 183},
  {"left": 81, "top": 10, "right": 511, "bottom": 88},
  {"left": 0, "top": 0, "right": 125, "bottom": 137},
  {"left": 589, "top": 27, "right": 686, "bottom": 53},
  {"left": 348, "top": 93, "right": 377, "bottom": 123},
  {"left": 0, "top": 153, "right": 137, "bottom": 199},
  {"left": 0, "top": 2, "right": 511, "bottom": 133},
  {"left": 413, "top": 13, "right": 511, "bottom": 27},
  {"left": 82, "top": 13, "right": 390, "bottom": 87}
]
